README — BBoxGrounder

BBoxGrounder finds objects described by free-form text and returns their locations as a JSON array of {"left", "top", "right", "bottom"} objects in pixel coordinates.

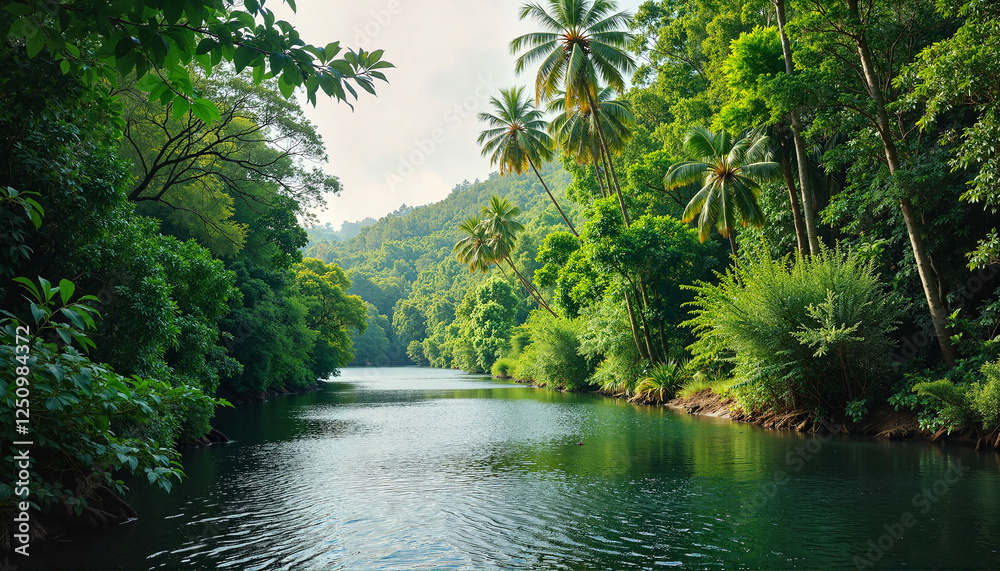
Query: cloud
[{"left": 273, "top": 0, "right": 642, "bottom": 229}]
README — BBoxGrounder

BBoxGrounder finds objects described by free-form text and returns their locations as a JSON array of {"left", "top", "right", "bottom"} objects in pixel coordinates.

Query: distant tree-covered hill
[{"left": 305, "top": 161, "right": 577, "bottom": 366}]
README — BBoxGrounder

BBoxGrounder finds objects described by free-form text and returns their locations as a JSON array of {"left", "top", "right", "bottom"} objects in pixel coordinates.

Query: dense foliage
[
  {"left": 0, "top": 0, "right": 385, "bottom": 546},
  {"left": 315, "top": 0, "right": 999, "bottom": 441}
]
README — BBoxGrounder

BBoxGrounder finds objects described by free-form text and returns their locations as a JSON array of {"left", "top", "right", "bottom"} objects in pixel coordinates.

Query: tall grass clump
[
  {"left": 684, "top": 245, "right": 904, "bottom": 414},
  {"left": 630, "top": 360, "right": 688, "bottom": 404}
]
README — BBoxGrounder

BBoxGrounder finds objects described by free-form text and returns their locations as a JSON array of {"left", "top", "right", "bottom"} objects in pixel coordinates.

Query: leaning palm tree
[
  {"left": 454, "top": 215, "right": 495, "bottom": 274},
  {"left": 480, "top": 195, "right": 557, "bottom": 316},
  {"left": 548, "top": 86, "right": 634, "bottom": 201},
  {"left": 510, "top": 0, "right": 636, "bottom": 225},
  {"left": 663, "top": 126, "right": 781, "bottom": 256},
  {"left": 478, "top": 86, "right": 578, "bottom": 237}
]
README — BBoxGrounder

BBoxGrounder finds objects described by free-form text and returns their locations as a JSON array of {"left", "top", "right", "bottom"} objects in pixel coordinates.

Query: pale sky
[{"left": 275, "top": 0, "right": 644, "bottom": 229}]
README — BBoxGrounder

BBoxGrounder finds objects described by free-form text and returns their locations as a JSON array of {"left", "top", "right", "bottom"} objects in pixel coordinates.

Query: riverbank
[{"left": 668, "top": 388, "right": 991, "bottom": 449}]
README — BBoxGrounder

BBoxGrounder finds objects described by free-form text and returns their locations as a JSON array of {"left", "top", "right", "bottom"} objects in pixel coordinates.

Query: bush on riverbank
[
  {"left": 908, "top": 359, "right": 1000, "bottom": 440},
  {"left": 507, "top": 312, "right": 594, "bottom": 390},
  {"left": 684, "top": 245, "right": 905, "bottom": 416}
]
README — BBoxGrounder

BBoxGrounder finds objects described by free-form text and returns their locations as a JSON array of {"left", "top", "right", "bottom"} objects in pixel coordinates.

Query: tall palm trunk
[
  {"left": 600, "top": 151, "right": 615, "bottom": 200},
  {"left": 774, "top": 0, "right": 820, "bottom": 254},
  {"left": 587, "top": 90, "right": 631, "bottom": 227},
  {"left": 593, "top": 159, "right": 608, "bottom": 199},
  {"left": 504, "top": 257, "right": 558, "bottom": 317},
  {"left": 528, "top": 156, "right": 578, "bottom": 237},
  {"left": 633, "top": 279, "right": 659, "bottom": 363},
  {"left": 845, "top": 0, "right": 957, "bottom": 367}
]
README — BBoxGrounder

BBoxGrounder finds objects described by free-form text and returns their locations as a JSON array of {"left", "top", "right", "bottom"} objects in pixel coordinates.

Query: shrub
[
  {"left": 491, "top": 357, "right": 516, "bottom": 379},
  {"left": 685, "top": 245, "right": 904, "bottom": 414},
  {"left": 630, "top": 360, "right": 687, "bottom": 404},
  {"left": 0, "top": 278, "right": 223, "bottom": 519},
  {"left": 515, "top": 312, "right": 593, "bottom": 390},
  {"left": 913, "top": 359, "right": 1000, "bottom": 434}
]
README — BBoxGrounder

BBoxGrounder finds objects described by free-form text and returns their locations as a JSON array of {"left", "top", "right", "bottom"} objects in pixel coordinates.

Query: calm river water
[{"left": 27, "top": 367, "right": 1000, "bottom": 569}]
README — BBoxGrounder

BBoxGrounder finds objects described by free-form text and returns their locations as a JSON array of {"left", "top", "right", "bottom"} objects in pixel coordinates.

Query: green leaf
[
  {"left": 191, "top": 98, "right": 221, "bottom": 123},
  {"left": 233, "top": 45, "right": 255, "bottom": 73},
  {"left": 135, "top": 73, "right": 163, "bottom": 92},
  {"left": 58, "top": 279, "right": 75, "bottom": 305},
  {"left": 172, "top": 98, "right": 190, "bottom": 121},
  {"left": 286, "top": 0, "right": 297, "bottom": 12},
  {"left": 3, "top": 4, "right": 35, "bottom": 17},
  {"left": 277, "top": 74, "right": 295, "bottom": 98},
  {"left": 29, "top": 302, "right": 44, "bottom": 324},
  {"left": 13, "top": 276, "right": 40, "bottom": 300},
  {"left": 60, "top": 307, "right": 85, "bottom": 329},
  {"left": 324, "top": 41, "right": 341, "bottom": 60},
  {"left": 26, "top": 29, "right": 45, "bottom": 59},
  {"left": 115, "top": 36, "right": 134, "bottom": 59},
  {"left": 195, "top": 38, "right": 216, "bottom": 55},
  {"left": 231, "top": 10, "right": 256, "bottom": 30},
  {"left": 39, "top": 276, "right": 53, "bottom": 301}
]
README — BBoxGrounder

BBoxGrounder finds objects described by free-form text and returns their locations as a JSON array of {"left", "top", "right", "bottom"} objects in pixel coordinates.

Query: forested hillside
[{"left": 305, "top": 162, "right": 577, "bottom": 367}]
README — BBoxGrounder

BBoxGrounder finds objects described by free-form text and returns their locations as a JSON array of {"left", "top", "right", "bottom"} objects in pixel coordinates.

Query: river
[{"left": 27, "top": 367, "right": 1000, "bottom": 569}]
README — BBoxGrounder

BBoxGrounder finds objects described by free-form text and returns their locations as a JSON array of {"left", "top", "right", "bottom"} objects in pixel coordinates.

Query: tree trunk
[
  {"left": 846, "top": 0, "right": 957, "bottom": 368},
  {"left": 774, "top": 0, "right": 821, "bottom": 254},
  {"left": 779, "top": 134, "right": 809, "bottom": 255},
  {"left": 506, "top": 258, "right": 558, "bottom": 318},
  {"left": 634, "top": 279, "right": 659, "bottom": 363},
  {"left": 624, "top": 290, "right": 648, "bottom": 361},
  {"left": 728, "top": 233, "right": 738, "bottom": 258},
  {"left": 593, "top": 159, "right": 608, "bottom": 199},
  {"left": 587, "top": 90, "right": 631, "bottom": 227},
  {"left": 600, "top": 151, "right": 615, "bottom": 200},
  {"left": 528, "top": 156, "right": 578, "bottom": 237},
  {"left": 652, "top": 286, "right": 670, "bottom": 359}
]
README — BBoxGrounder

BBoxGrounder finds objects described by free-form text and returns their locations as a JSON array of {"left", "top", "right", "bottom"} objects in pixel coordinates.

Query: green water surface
[{"left": 27, "top": 367, "right": 1000, "bottom": 570}]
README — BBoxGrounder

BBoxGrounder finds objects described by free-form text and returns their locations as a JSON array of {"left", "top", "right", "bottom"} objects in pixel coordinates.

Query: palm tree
[
  {"left": 510, "top": 0, "right": 636, "bottom": 225},
  {"left": 663, "top": 126, "right": 780, "bottom": 256},
  {"left": 454, "top": 198, "right": 557, "bottom": 316},
  {"left": 547, "top": 86, "right": 634, "bottom": 202},
  {"left": 478, "top": 86, "right": 577, "bottom": 237},
  {"left": 454, "top": 216, "right": 494, "bottom": 274},
  {"left": 479, "top": 195, "right": 557, "bottom": 316}
]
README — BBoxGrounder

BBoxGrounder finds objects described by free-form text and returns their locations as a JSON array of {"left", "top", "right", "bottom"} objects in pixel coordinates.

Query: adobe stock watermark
[
  {"left": 351, "top": 0, "right": 411, "bottom": 48},
  {"left": 849, "top": 458, "right": 971, "bottom": 569},
  {"left": 739, "top": 433, "right": 832, "bottom": 519},
  {"left": 384, "top": 74, "right": 502, "bottom": 192}
]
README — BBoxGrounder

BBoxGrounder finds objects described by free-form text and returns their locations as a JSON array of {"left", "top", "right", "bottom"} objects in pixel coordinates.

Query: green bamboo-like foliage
[{"left": 683, "top": 245, "right": 904, "bottom": 414}]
